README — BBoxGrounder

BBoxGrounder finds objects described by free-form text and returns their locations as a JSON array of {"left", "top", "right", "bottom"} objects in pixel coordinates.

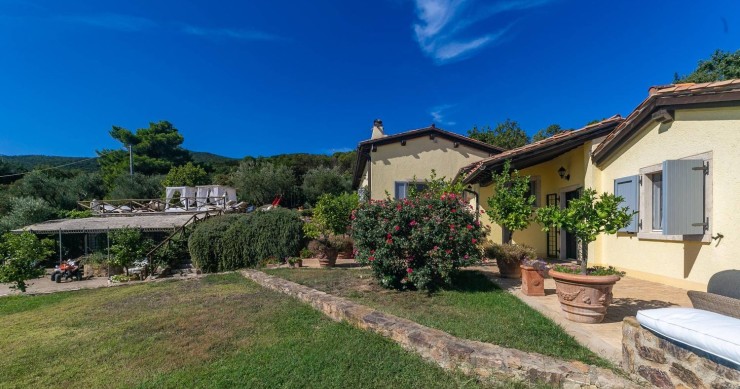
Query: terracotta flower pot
[
  {"left": 318, "top": 248, "right": 338, "bottom": 268},
  {"left": 495, "top": 257, "right": 522, "bottom": 279},
  {"left": 550, "top": 270, "right": 620, "bottom": 324},
  {"left": 520, "top": 265, "right": 545, "bottom": 296}
]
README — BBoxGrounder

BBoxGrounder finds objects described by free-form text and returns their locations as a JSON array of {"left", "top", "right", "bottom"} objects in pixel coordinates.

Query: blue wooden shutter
[
  {"left": 394, "top": 182, "right": 407, "bottom": 199},
  {"left": 662, "top": 160, "right": 705, "bottom": 235},
  {"left": 614, "top": 175, "right": 639, "bottom": 233}
]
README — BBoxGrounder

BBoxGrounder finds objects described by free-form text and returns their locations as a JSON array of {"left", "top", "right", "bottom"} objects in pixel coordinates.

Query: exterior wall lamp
[{"left": 558, "top": 166, "right": 570, "bottom": 181}]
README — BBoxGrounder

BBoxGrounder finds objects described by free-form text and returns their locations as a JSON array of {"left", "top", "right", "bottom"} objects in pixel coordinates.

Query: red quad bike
[{"left": 51, "top": 260, "right": 82, "bottom": 283}]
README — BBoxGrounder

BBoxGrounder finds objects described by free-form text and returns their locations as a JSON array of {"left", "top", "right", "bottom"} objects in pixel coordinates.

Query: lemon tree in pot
[
  {"left": 535, "top": 189, "right": 633, "bottom": 323},
  {"left": 485, "top": 160, "right": 536, "bottom": 278},
  {"left": 303, "top": 193, "right": 358, "bottom": 268}
]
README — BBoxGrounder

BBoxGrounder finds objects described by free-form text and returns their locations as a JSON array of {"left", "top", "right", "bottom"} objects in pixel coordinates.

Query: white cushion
[{"left": 636, "top": 307, "right": 740, "bottom": 366}]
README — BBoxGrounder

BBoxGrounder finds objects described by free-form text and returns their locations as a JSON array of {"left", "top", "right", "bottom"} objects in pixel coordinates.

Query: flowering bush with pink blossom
[{"left": 351, "top": 192, "right": 487, "bottom": 291}]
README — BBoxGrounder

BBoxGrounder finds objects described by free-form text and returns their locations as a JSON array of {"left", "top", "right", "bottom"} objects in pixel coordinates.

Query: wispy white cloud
[
  {"left": 181, "top": 25, "right": 284, "bottom": 41},
  {"left": 430, "top": 104, "right": 457, "bottom": 126},
  {"left": 57, "top": 13, "right": 156, "bottom": 32},
  {"left": 412, "top": 0, "right": 553, "bottom": 64},
  {"left": 54, "top": 13, "right": 282, "bottom": 42}
]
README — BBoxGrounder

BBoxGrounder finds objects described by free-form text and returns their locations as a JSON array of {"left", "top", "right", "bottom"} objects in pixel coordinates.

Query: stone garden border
[{"left": 242, "top": 270, "right": 644, "bottom": 388}]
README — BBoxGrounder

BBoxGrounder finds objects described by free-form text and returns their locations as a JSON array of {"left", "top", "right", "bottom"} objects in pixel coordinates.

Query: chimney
[{"left": 371, "top": 119, "right": 385, "bottom": 139}]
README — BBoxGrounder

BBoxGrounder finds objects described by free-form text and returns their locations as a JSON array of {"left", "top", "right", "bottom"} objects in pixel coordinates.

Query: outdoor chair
[{"left": 688, "top": 269, "right": 740, "bottom": 319}]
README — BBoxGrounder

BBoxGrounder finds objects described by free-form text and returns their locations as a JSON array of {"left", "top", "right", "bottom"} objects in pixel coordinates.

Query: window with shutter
[
  {"left": 636, "top": 152, "right": 712, "bottom": 242},
  {"left": 662, "top": 159, "right": 706, "bottom": 235},
  {"left": 614, "top": 175, "right": 639, "bottom": 233}
]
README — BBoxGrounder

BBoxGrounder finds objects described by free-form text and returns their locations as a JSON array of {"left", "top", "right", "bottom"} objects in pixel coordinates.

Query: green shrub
[
  {"left": 61, "top": 209, "right": 93, "bottom": 219},
  {"left": 304, "top": 193, "right": 358, "bottom": 239},
  {"left": 151, "top": 234, "right": 189, "bottom": 269},
  {"left": 0, "top": 232, "right": 54, "bottom": 292},
  {"left": 188, "top": 209, "right": 304, "bottom": 272},
  {"left": 483, "top": 243, "right": 537, "bottom": 265},
  {"left": 109, "top": 228, "right": 152, "bottom": 274},
  {"left": 352, "top": 193, "right": 486, "bottom": 291},
  {"left": 299, "top": 247, "right": 313, "bottom": 259}
]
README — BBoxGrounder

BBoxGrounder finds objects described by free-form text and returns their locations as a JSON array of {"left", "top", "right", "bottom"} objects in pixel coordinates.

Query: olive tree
[
  {"left": 0, "top": 232, "right": 54, "bottom": 292},
  {"left": 535, "top": 189, "right": 633, "bottom": 274},
  {"left": 485, "top": 160, "right": 535, "bottom": 243}
]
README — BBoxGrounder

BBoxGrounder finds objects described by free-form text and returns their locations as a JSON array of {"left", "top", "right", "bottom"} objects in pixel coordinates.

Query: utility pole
[{"left": 128, "top": 144, "right": 134, "bottom": 176}]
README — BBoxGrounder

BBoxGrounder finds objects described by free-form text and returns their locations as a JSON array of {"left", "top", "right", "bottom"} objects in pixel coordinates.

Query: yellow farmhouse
[
  {"left": 460, "top": 80, "right": 740, "bottom": 289},
  {"left": 351, "top": 119, "right": 503, "bottom": 200}
]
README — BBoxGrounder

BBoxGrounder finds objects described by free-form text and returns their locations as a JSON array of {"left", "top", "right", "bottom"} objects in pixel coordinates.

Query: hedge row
[{"left": 188, "top": 209, "right": 304, "bottom": 272}]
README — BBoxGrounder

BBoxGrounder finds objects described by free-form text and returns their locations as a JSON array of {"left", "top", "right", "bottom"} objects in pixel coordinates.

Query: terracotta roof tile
[
  {"left": 593, "top": 79, "right": 740, "bottom": 162},
  {"left": 459, "top": 115, "right": 623, "bottom": 183}
]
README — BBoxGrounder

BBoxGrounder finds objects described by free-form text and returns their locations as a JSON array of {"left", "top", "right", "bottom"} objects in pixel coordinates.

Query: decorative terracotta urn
[
  {"left": 549, "top": 270, "right": 620, "bottom": 324},
  {"left": 495, "top": 258, "right": 522, "bottom": 279},
  {"left": 520, "top": 265, "right": 545, "bottom": 296},
  {"left": 318, "top": 248, "right": 338, "bottom": 268}
]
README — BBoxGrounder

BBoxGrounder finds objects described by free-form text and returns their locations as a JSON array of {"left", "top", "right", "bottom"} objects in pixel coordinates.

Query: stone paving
[
  {"left": 0, "top": 269, "right": 200, "bottom": 296},
  {"left": 0, "top": 271, "right": 111, "bottom": 296},
  {"left": 471, "top": 263, "right": 693, "bottom": 366}
]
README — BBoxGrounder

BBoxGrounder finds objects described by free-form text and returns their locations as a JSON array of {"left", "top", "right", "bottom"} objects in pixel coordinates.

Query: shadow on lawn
[{"left": 445, "top": 271, "right": 502, "bottom": 294}]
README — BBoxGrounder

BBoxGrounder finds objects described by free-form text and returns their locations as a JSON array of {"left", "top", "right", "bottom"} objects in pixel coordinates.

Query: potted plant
[
  {"left": 485, "top": 160, "right": 536, "bottom": 278},
  {"left": 535, "top": 189, "right": 633, "bottom": 323},
  {"left": 303, "top": 193, "right": 358, "bottom": 268},
  {"left": 287, "top": 257, "right": 303, "bottom": 268},
  {"left": 483, "top": 243, "right": 536, "bottom": 279},
  {"left": 520, "top": 258, "right": 549, "bottom": 296}
]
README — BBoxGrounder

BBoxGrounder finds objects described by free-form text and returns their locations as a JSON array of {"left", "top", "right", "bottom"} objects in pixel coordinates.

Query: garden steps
[{"left": 241, "top": 269, "right": 647, "bottom": 388}]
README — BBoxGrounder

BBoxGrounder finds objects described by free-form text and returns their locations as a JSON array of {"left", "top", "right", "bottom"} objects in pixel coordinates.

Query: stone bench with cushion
[
  {"left": 622, "top": 310, "right": 740, "bottom": 388},
  {"left": 621, "top": 269, "right": 740, "bottom": 388}
]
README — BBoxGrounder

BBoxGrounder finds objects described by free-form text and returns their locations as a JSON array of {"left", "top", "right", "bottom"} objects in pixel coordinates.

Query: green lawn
[
  {"left": 0, "top": 273, "right": 542, "bottom": 389},
  {"left": 264, "top": 268, "right": 613, "bottom": 369}
]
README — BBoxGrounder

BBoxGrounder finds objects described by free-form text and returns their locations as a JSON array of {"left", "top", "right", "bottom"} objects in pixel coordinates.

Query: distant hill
[
  {"left": 0, "top": 150, "right": 354, "bottom": 176},
  {"left": 0, "top": 155, "right": 99, "bottom": 173},
  {"left": 190, "top": 151, "right": 238, "bottom": 165}
]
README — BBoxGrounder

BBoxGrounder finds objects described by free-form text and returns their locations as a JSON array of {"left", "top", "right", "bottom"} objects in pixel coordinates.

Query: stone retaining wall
[
  {"left": 242, "top": 270, "right": 642, "bottom": 388},
  {"left": 622, "top": 316, "right": 739, "bottom": 389}
]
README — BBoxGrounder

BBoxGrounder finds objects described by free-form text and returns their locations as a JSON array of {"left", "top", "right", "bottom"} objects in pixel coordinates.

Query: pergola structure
[{"left": 13, "top": 213, "right": 197, "bottom": 263}]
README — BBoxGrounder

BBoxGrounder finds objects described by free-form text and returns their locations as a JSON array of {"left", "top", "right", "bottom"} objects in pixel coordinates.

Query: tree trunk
[{"left": 578, "top": 239, "right": 588, "bottom": 274}]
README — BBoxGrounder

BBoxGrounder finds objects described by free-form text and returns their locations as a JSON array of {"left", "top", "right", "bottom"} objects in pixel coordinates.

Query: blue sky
[{"left": 0, "top": 0, "right": 738, "bottom": 158}]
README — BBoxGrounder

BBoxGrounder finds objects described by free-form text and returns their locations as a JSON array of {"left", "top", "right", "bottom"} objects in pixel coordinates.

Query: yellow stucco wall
[
  {"left": 592, "top": 107, "right": 740, "bottom": 289},
  {"left": 475, "top": 144, "right": 591, "bottom": 258},
  {"left": 368, "top": 136, "right": 491, "bottom": 200}
]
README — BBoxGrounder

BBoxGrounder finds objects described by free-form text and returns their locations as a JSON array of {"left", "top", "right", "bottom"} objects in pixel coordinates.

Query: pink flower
[
  {"left": 466, "top": 224, "right": 473, "bottom": 230},
  {"left": 409, "top": 220, "right": 418, "bottom": 227},
  {"left": 386, "top": 238, "right": 393, "bottom": 245},
  {"left": 394, "top": 225, "right": 400, "bottom": 231},
  {"left": 472, "top": 238, "right": 478, "bottom": 244},
  {"left": 370, "top": 250, "right": 375, "bottom": 254},
  {"left": 445, "top": 249, "right": 452, "bottom": 254},
  {"left": 449, "top": 224, "right": 456, "bottom": 230},
  {"left": 433, "top": 246, "right": 439, "bottom": 250},
  {"left": 368, "top": 256, "right": 375, "bottom": 261},
  {"left": 464, "top": 254, "right": 469, "bottom": 259},
  {"left": 407, "top": 268, "right": 413, "bottom": 274},
  {"left": 451, "top": 209, "right": 457, "bottom": 213},
  {"left": 387, "top": 233, "right": 392, "bottom": 239}
]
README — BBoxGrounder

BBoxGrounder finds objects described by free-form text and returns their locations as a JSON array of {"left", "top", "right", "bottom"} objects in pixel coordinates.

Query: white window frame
[
  {"left": 394, "top": 181, "right": 428, "bottom": 199},
  {"left": 637, "top": 151, "right": 712, "bottom": 242}
]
